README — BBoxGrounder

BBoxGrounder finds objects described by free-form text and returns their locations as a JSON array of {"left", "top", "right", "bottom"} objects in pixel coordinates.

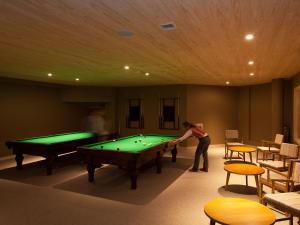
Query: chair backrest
[
  {"left": 274, "top": 134, "right": 284, "bottom": 145},
  {"left": 280, "top": 143, "right": 299, "bottom": 158},
  {"left": 291, "top": 161, "right": 300, "bottom": 183},
  {"left": 225, "top": 130, "right": 239, "bottom": 139}
]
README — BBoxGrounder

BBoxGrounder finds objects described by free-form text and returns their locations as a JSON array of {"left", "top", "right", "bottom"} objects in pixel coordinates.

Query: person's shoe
[
  {"left": 189, "top": 168, "right": 198, "bottom": 172},
  {"left": 200, "top": 168, "right": 208, "bottom": 172}
]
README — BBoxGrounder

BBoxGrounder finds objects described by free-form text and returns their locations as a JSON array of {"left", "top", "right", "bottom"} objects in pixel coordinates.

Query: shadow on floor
[
  {"left": 54, "top": 157, "right": 192, "bottom": 205},
  {"left": 218, "top": 184, "right": 258, "bottom": 196},
  {"left": 0, "top": 154, "right": 86, "bottom": 186}
]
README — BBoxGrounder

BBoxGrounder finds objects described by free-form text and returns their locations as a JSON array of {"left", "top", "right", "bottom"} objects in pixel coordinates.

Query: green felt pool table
[
  {"left": 77, "top": 134, "right": 178, "bottom": 189},
  {"left": 6, "top": 132, "right": 99, "bottom": 175}
]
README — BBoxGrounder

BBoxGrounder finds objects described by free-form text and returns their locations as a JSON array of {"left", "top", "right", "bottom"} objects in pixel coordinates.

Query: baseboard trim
[
  {"left": 179, "top": 144, "right": 224, "bottom": 150},
  {"left": 0, "top": 155, "right": 14, "bottom": 162}
]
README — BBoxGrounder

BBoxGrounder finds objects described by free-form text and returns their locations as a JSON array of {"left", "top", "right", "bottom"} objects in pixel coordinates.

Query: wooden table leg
[
  {"left": 254, "top": 175, "right": 260, "bottom": 196},
  {"left": 210, "top": 219, "right": 216, "bottom": 225},
  {"left": 249, "top": 152, "right": 253, "bottom": 163},
  {"left": 230, "top": 150, "right": 233, "bottom": 161},
  {"left": 225, "top": 172, "right": 230, "bottom": 190},
  {"left": 243, "top": 152, "right": 246, "bottom": 161},
  {"left": 245, "top": 175, "right": 248, "bottom": 186}
]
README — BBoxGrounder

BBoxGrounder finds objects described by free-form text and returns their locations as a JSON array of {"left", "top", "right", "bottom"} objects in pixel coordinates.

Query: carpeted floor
[{"left": 0, "top": 145, "right": 295, "bottom": 225}]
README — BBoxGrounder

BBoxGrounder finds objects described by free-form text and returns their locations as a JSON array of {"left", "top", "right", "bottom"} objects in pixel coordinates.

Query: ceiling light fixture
[
  {"left": 248, "top": 61, "right": 254, "bottom": 65},
  {"left": 124, "top": 65, "right": 130, "bottom": 70},
  {"left": 145, "top": 72, "right": 150, "bottom": 76},
  {"left": 245, "top": 34, "right": 254, "bottom": 41},
  {"left": 249, "top": 72, "right": 254, "bottom": 76},
  {"left": 75, "top": 78, "right": 79, "bottom": 81},
  {"left": 226, "top": 81, "right": 230, "bottom": 85},
  {"left": 47, "top": 73, "right": 52, "bottom": 77}
]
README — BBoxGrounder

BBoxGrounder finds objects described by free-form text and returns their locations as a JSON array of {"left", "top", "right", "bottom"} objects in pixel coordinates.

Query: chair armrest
[
  {"left": 265, "top": 167, "right": 289, "bottom": 178},
  {"left": 271, "top": 179, "right": 294, "bottom": 192}
]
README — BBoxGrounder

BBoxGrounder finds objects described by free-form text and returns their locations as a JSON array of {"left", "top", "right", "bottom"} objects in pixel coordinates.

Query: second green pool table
[{"left": 78, "top": 134, "right": 177, "bottom": 189}]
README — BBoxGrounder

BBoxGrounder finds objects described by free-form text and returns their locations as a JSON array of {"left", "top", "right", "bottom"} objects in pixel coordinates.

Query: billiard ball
[
  {"left": 113, "top": 139, "right": 116, "bottom": 142},
  {"left": 135, "top": 141, "right": 137, "bottom": 143},
  {"left": 117, "top": 148, "right": 120, "bottom": 150},
  {"left": 139, "top": 134, "right": 143, "bottom": 136},
  {"left": 101, "top": 146, "right": 103, "bottom": 148}
]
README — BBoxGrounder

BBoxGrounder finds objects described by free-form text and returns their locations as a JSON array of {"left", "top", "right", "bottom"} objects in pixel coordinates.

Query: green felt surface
[
  {"left": 17, "top": 132, "right": 96, "bottom": 145},
  {"left": 86, "top": 135, "right": 176, "bottom": 153}
]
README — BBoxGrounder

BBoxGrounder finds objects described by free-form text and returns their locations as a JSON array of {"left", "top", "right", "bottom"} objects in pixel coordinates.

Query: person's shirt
[{"left": 176, "top": 125, "right": 208, "bottom": 143}]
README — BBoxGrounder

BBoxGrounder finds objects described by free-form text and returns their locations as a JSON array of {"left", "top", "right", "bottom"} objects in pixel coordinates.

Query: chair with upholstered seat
[
  {"left": 259, "top": 160, "right": 300, "bottom": 201},
  {"left": 256, "top": 134, "right": 284, "bottom": 162},
  {"left": 258, "top": 143, "right": 299, "bottom": 172},
  {"left": 224, "top": 130, "right": 244, "bottom": 159}
]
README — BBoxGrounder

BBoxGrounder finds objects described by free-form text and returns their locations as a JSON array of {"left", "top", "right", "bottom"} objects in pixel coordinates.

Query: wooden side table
[
  {"left": 224, "top": 163, "right": 265, "bottom": 195},
  {"left": 228, "top": 146, "right": 257, "bottom": 163}
]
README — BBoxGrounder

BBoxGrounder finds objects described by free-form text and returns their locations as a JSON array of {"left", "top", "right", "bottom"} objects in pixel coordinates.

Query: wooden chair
[
  {"left": 259, "top": 160, "right": 300, "bottom": 201},
  {"left": 258, "top": 143, "right": 299, "bottom": 172},
  {"left": 224, "top": 130, "right": 244, "bottom": 159},
  {"left": 263, "top": 191, "right": 300, "bottom": 225},
  {"left": 256, "top": 134, "right": 284, "bottom": 162}
]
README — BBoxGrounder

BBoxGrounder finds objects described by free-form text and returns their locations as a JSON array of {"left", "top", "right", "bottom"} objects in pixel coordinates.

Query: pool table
[
  {"left": 6, "top": 131, "right": 99, "bottom": 175},
  {"left": 77, "top": 134, "right": 177, "bottom": 189}
]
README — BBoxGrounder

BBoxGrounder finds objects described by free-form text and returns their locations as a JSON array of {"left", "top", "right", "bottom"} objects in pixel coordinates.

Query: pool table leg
[
  {"left": 14, "top": 149, "right": 24, "bottom": 170},
  {"left": 156, "top": 152, "right": 162, "bottom": 174},
  {"left": 87, "top": 158, "right": 95, "bottom": 182},
  {"left": 171, "top": 145, "right": 177, "bottom": 162},
  {"left": 210, "top": 219, "right": 216, "bottom": 225},
  {"left": 130, "top": 169, "right": 138, "bottom": 189},
  {"left": 46, "top": 155, "right": 54, "bottom": 175}
]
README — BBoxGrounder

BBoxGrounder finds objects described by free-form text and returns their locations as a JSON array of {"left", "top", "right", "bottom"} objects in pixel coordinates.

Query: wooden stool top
[
  {"left": 224, "top": 163, "right": 265, "bottom": 175},
  {"left": 204, "top": 197, "right": 276, "bottom": 225},
  {"left": 228, "top": 145, "right": 257, "bottom": 153}
]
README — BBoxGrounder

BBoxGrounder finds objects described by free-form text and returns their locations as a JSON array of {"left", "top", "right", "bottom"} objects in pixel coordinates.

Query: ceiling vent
[
  {"left": 118, "top": 30, "right": 134, "bottom": 37},
  {"left": 160, "top": 22, "right": 176, "bottom": 30}
]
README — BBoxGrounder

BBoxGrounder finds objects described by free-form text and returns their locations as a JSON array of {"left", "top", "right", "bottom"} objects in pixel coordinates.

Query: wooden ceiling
[{"left": 0, "top": 0, "right": 300, "bottom": 86}]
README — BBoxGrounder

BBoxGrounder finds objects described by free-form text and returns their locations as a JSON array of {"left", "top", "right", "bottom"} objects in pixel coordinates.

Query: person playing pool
[{"left": 172, "top": 121, "right": 211, "bottom": 172}]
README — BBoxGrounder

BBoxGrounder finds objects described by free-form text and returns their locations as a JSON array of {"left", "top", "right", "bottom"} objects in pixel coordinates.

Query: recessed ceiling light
[
  {"left": 249, "top": 72, "right": 254, "bottom": 76},
  {"left": 124, "top": 65, "right": 130, "bottom": 70},
  {"left": 75, "top": 78, "right": 79, "bottom": 81},
  {"left": 245, "top": 34, "right": 254, "bottom": 41},
  {"left": 145, "top": 72, "right": 150, "bottom": 76},
  {"left": 226, "top": 81, "right": 230, "bottom": 85},
  {"left": 248, "top": 60, "right": 254, "bottom": 65},
  {"left": 47, "top": 73, "right": 52, "bottom": 77}
]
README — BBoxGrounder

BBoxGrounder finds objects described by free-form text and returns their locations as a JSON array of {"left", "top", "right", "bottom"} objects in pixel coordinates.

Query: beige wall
[
  {"left": 186, "top": 85, "right": 238, "bottom": 145},
  {"left": 238, "top": 84, "right": 272, "bottom": 145},
  {"left": 61, "top": 86, "right": 117, "bottom": 133},
  {"left": 1, "top": 76, "right": 292, "bottom": 157},
  {"left": 0, "top": 80, "right": 87, "bottom": 157},
  {"left": 292, "top": 73, "right": 300, "bottom": 144},
  {"left": 249, "top": 83, "right": 272, "bottom": 143},
  {"left": 237, "top": 87, "right": 250, "bottom": 141}
]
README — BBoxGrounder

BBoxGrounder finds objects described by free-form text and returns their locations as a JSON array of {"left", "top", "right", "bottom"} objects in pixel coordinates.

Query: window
[
  {"left": 159, "top": 97, "right": 179, "bottom": 129},
  {"left": 126, "top": 99, "right": 144, "bottom": 128}
]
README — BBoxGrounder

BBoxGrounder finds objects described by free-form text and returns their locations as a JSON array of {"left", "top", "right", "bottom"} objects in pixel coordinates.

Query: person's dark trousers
[{"left": 192, "top": 136, "right": 211, "bottom": 171}]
